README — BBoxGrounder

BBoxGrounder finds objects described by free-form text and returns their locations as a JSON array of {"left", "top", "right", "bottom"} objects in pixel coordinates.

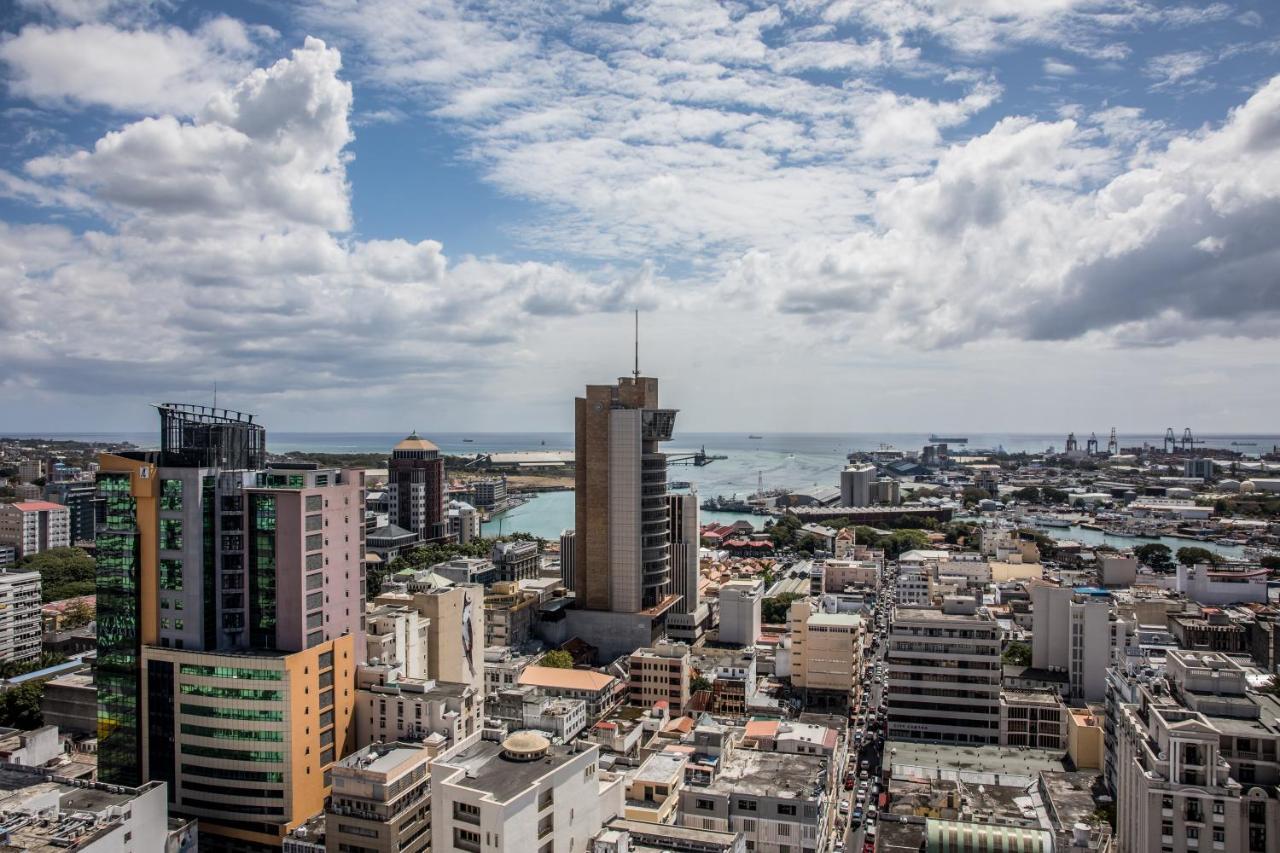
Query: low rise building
[
  {"left": 1176, "top": 563, "right": 1269, "bottom": 605},
  {"left": 718, "top": 579, "right": 763, "bottom": 644},
  {"left": 327, "top": 742, "right": 432, "bottom": 853},
  {"left": 628, "top": 642, "right": 691, "bottom": 715},
  {"left": 518, "top": 665, "right": 625, "bottom": 720},
  {"left": 356, "top": 678, "right": 482, "bottom": 751},
  {"left": 998, "top": 689, "right": 1068, "bottom": 751},
  {"left": 492, "top": 540, "right": 540, "bottom": 583},
  {"left": 624, "top": 750, "right": 687, "bottom": 824}
]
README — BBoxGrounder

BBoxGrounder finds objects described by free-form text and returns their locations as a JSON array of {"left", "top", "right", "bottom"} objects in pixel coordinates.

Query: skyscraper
[
  {"left": 574, "top": 376, "right": 677, "bottom": 613},
  {"left": 96, "top": 404, "right": 365, "bottom": 848},
  {"left": 568, "top": 375, "right": 680, "bottom": 659},
  {"left": 665, "top": 492, "right": 709, "bottom": 641},
  {"left": 387, "top": 432, "right": 450, "bottom": 546}
]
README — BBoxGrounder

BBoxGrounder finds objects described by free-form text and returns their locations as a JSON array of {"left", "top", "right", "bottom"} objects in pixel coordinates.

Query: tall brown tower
[
  {"left": 574, "top": 376, "right": 677, "bottom": 613},
  {"left": 388, "top": 432, "right": 449, "bottom": 545}
]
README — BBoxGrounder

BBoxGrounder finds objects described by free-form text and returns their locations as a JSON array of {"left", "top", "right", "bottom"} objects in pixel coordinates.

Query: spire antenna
[{"left": 633, "top": 309, "right": 640, "bottom": 380}]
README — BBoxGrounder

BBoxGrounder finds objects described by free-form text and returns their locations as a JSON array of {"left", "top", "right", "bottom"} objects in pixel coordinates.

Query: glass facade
[
  {"left": 96, "top": 471, "right": 142, "bottom": 786},
  {"left": 249, "top": 495, "right": 277, "bottom": 649},
  {"left": 159, "top": 559, "right": 184, "bottom": 591},
  {"left": 160, "top": 478, "right": 184, "bottom": 511},
  {"left": 180, "top": 684, "right": 283, "bottom": 701},
  {"left": 181, "top": 744, "right": 284, "bottom": 763},
  {"left": 180, "top": 724, "right": 284, "bottom": 742},
  {"left": 180, "top": 703, "right": 283, "bottom": 722},
  {"left": 160, "top": 518, "right": 183, "bottom": 550},
  {"left": 179, "top": 664, "right": 282, "bottom": 680}
]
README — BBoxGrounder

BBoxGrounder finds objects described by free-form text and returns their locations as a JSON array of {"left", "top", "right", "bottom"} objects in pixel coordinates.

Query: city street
[{"left": 840, "top": 570, "right": 893, "bottom": 853}]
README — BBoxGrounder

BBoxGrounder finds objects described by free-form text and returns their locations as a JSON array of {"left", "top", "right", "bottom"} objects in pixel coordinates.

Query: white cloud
[
  {"left": 0, "top": 18, "right": 270, "bottom": 115},
  {"left": 1043, "top": 58, "right": 1077, "bottom": 76},
  {"left": 1144, "top": 50, "right": 1213, "bottom": 90}
]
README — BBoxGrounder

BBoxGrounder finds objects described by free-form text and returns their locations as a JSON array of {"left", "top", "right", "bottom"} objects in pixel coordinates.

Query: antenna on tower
[
  {"left": 633, "top": 309, "right": 640, "bottom": 380},
  {"left": 213, "top": 380, "right": 217, "bottom": 411}
]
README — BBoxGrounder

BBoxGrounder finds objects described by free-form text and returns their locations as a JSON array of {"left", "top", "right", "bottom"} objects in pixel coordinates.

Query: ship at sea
[
  {"left": 929, "top": 434, "right": 968, "bottom": 443},
  {"left": 747, "top": 434, "right": 763, "bottom": 439}
]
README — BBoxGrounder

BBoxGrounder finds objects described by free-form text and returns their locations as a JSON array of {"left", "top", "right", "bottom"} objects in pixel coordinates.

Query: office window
[{"left": 161, "top": 518, "right": 183, "bottom": 550}]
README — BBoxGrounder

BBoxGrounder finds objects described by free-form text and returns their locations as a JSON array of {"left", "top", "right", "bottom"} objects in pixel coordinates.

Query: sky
[{"left": 1, "top": 0, "right": 1279, "bottom": 434}]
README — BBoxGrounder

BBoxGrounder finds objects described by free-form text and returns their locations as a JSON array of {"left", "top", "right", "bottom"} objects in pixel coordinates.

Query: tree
[
  {"left": 20, "top": 547, "right": 96, "bottom": 602},
  {"left": 1002, "top": 641, "right": 1032, "bottom": 667},
  {"left": 1041, "top": 487, "right": 1069, "bottom": 504},
  {"left": 0, "top": 652, "right": 66, "bottom": 680},
  {"left": 761, "top": 592, "right": 804, "bottom": 624},
  {"left": 0, "top": 682, "right": 46, "bottom": 730},
  {"left": 1262, "top": 555, "right": 1280, "bottom": 573},
  {"left": 961, "top": 487, "right": 991, "bottom": 506},
  {"left": 1011, "top": 487, "right": 1041, "bottom": 503},
  {"left": 1176, "top": 546, "right": 1220, "bottom": 567},
  {"left": 1134, "top": 543, "right": 1173, "bottom": 571},
  {"left": 690, "top": 675, "right": 713, "bottom": 694},
  {"left": 541, "top": 650, "right": 574, "bottom": 669},
  {"left": 59, "top": 599, "right": 95, "bottom": 630},
  {"left": 769, "top": 515, "right": 802, "bottom": 547}
]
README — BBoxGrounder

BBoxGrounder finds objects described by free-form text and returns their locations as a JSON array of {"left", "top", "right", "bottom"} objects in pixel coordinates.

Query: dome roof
[
  {"left": 501, "top": 731, "right": 551, "bottom": 761},
  {"left": 394, "top": 431, "right": 439, "bottom": 452}
]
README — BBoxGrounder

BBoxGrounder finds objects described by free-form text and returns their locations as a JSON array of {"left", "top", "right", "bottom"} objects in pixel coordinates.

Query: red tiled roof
[{"left": 11, "top": 501, "right": 66, "bottom": 512}]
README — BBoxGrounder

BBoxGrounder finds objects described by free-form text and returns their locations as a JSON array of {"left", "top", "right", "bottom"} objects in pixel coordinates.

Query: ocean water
[{"left": 16, "top": 429, "right": 1279, "bottom": 547}]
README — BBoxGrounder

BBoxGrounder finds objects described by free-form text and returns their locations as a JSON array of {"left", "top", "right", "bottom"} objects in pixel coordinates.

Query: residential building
[
  {"left": 472, "top": 478, "right": 508, "bottom": 511},
  {"left": 821, "top": 558, "right": 879, "bottom": 593},
  {"left": 43, "top": 480, "right": 101, "bottom": 543},
  {"left": 569, "top": 374, "right": 679, "bottom": 657},
  {"left": 449, "top": 499, "right": 482, "bottom": 544},
  {"left": 372, "top": 583, "right": 485, "bottom": 691},
  {"left": 628, "top": 642, "right": 691, "bottom": 714},
  {"left": 484, "top": 581, "right": 541, "bottom": 650},
  {"left": 141, "top": 637, "right": 357, "bottom": 849},
  {"left": 0, "top": 500, "right": 70, "bottom": 559},
  {"left": 41, "top": 671, "right": 97, "bottom": 735},
  {"left": 718, "top": 579, "right": 763, "bottom": 645},
  {"left": 0, "top": 569, "right": 41, "bottom": 663},
  {"left": 431, "top": 732, "right": 624, "bottom": 853},
  {"left": 0, "top": 545, "right": 13, "bottom": 568},
  {"left": 388, "top": 432, "right": 450, "bottom": 545},
  {"left": 492, "top": 539, "right": 540, "bottom": 583},
  {"left": 326, "top": 742, "right": 432, "bottom": 853},
  {"left": 363, "top": 602, "right": 430, "bottom": 681},
  {"left": 16, "top": 459, "right": 46, "bottom": 482},
  {"left": 432, "top": 557, "right": 499, "bottom": 587},
  {"left": 1176, "top": 563, "right": 1269, "bottom": 605},
  {"left": 1031, "top": 584, "right": 1127, "bottom": 702},
  {"left": 886, "top": 602, "right": 1001, "bottom": 744},
  {"left": 624, "top": 749, "right": 687, "bottom": 824},
  {"left": 677, "top": 748, "right": 831, "bottom": 853},
  {"left": 896, "top": 567, "right": 932, "bottom": 606},
  {"left": 788, "top": 598, "right": 862, "bottom": 709},
  {"left": 839, "top": 464, "right": 875, "bottom": 507},
  {"left": 1100, "top": 555, "right": 1138, "bottom": 587},
  {"left": 1113, "top": 649, "right": 1280, "bottom": 853},
  {"left": 488, "top": 687, "right": 589, "bottom": 743},
  {"left": 593, "top": 817, "right": 745, "bottom": 853}
]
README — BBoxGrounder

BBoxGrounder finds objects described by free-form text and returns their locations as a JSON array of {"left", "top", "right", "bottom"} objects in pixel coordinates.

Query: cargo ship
[{"left": 929, "top": 434, "right": 968, "bottom": 443}]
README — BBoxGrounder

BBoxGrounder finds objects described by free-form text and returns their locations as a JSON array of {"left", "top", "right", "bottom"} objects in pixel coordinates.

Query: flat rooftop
[
  {"left": 886, "top": 741, "right": 1067, "bottom": 776},
  {"left": 338, "top": 744, "right": 427, "bottom": 777},
  {"left": 438, "top": 739, "right": 581, "bottom": 803},
  {"left": 698, "top": 748, "right": 826, "bottom": 799}
]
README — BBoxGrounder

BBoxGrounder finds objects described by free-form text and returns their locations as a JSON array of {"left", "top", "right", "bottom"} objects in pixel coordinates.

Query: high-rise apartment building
[
  {"left": 43, "top": 480, "right": 101, "bottom": 544},
  {"left": 0, "top": 500, "right": 70, "bottom": 559},
  {"left": 787, "top": 598, "right": 863, "bottom": 708},
  {"left": 717, "top": 579, "right": 763, "bottom": 647},
  {"left": 1031, "top": 584, "right": 1128, "bottom": 702},
  {"left": 665, "top": 492, "right": 709, "bottom": 641},
  {"left": 886, "top": 601, "right": 1002, "bottom": 744},
  {"left": 95, "top": 404, "right": 367, "bottom": 849},
  {"left": 326, "top": 742, "right": 432, "bottom": 853},
  {"left": 388, "top": 432, "right": 449, "bottom": 545},
  {"left": 0, "top": 569, "right": 41, "bottom": 663},
  {"left": 839, "top": 464, "right": 875, "bottom": 507}
]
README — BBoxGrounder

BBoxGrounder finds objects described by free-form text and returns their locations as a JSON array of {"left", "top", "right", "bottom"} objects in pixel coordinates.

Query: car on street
[{"left": 839, "top": 800, "right": 849, "bottom": 814}]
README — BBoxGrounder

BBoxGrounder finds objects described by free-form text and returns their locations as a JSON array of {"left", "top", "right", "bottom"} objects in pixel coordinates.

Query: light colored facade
[
  {"left": 628, "top": 641, "right": 691, "bottom": 714},
  {"left": 869, "top": 478, "right": 900, "bottom": 505},
  {"left": 624, "top": 750, "right": 687, "bottom": 824},
  {"left": 886, "top": 603, "right": 1001, "bottom": 744},
  {"left": 374, "top": 584, "right": 484, "bottom": 692},
  {"left": 718, "top": 578, "right": 763, "bottom": 645},
  {"left": 518, "top": 665, "right": 625, "bottom": 720},
  {"left": 449, "top": 500, "right": 482, "bottom": 544},
  {"left": 492, "top": 539, "right": 540, "bottom": 583},
  {"left": 0, "top": 500, "right": 70, "bottom": 559},
  {"left": 356, "top": 678, "right": 481, "bottom": 750},
  {"left": 484, "top": 582, "right": 539, "bottom": 649},
  {"left": 895, "top": 568, "right": 932, "bottom": 606},
  {"left": 364, "top": 602, "right": 430, "bottom": 681},
  {"left": 839, "top": 464, "right": 875, "bottom": 507},
  {"left": 0, "top": 569, "right": 42, "bottom": 662},
  {"left": 1114, "top": 650, "right": 1280, "bottom": 853},
  {"left": 821, "top": 558, "right": 879, "bottom": 592},
  {"left": 140, "top": 636, "right": 357, "bottom": 849},
  {"left": 666, "top": 493, "right": 710, "bottom": 642},
  {"left": 326, "top": 742, "right": 432, "bottom": 853},
  {"left": 1031, "top": 584, "right": 1125, "bottom": 702},
  {"left": 431, "top": 732, "right": 623, "bottom": 853},
  {"left": 788, "top": 599, "right": 862, "bottom": 704},
  {"left": 1176, "top": 563, "right": 1269, "bottom": 605},
  {"left": 1100, "top": 555, "right": 1138, "bottom": 587},
  {"left": 998, "top": 689, "right": 1067, "bottom": 751}
]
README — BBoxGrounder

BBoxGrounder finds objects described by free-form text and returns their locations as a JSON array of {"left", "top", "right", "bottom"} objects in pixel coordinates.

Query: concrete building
[
  {"left": 431, "top": 731, "right": 623, "bottom": 853},
  {"left": 0, "top": 764, "right": 192, "bottom": 852},
  {"left": 141, "top": 636, "right": 357, "bottom": 849},
  {"left": 1113, "top": 650, "right": 1280, "bottom": 853},
  {"left": 998, "top": 689, "right": 1068, "bottom": 751},
  {"left": 593, "top": 817, "right": 745, "bottom": 853},
  {"left": 895, "top": 568, "right": 932, "bottom": 606},
  {"left": 839, "top": 464, "right": 875, "bottom": 508},
  {"left": 448, "top": 500, "right": 482, "bottom": 545},
  {"left": 488, "top": 687, "right": 589, "bottom": 743},
  {"left": 870, "top": 478, "right": 901, "bottom": 505},
  {"left": 484, "top": 582, "right": 540, "bottom": 650},
  {"left": 43, "top": 480, "right": 101, "bottom": 544},
  {"left": 517, "top": 665, "right": 625, "bottom": 721},
  {"left": 666, "top": 493, "right": 709, "bottom": 642},
  {"left": 472, "top": 478, "right": 508, "bottom": 511},
  {"left": 628, "top": 642, "right": 691, "bottom": 714},
  {"left": 1031, "top": 585, "right": 1126, "bottom": 702},
  {"left": 1176, "top": 563, "right": 1269, "bottom": 605},
  {"left": 677, "top": 748, "right": 831, "bottom": 853},
  {"left": 0, "top": 545, "right": 13, "bottom": 568},
  {"left": 821, "top": 558, "right": 879, "bottom": 592},
  {"left": 570, "top": 375, "right": 680, "bottom": 658},
  {"left": 624, "top": 749, "right": 687, "bottom": 824},
  {"left": 0, "top": 569, "right": 41, "bottom": 663},
  {"left": 886, "top": 602, "right": 1001, "bottom": 744},
  {"left": 1184, "top": 458, "right": 1217, "bottom": 480},
  {"left": 788, "top": 599, "right": 862, "bottom": 709},
  {"left": 326, "top": 742, "right": 432, "bottom": 853},
  {"left": 492, "top": 539, "right": 540, "bottom": 583},
  {"left": 40, "top": 671, "right": 97, "bottom": 735},
  {"left": 0, "top": 500, "right": 70, "bottom": 559},
  {"left": 1100, "top": 555, "right": 1138, "bottom": 587},
  {"left": 388, "top": 432, "right": 449, "bottom": 545},
  {"left": 718, "top": 579, "right": 763, "bottom": 646}
]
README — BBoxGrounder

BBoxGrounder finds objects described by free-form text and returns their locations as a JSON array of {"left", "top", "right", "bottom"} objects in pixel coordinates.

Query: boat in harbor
[
  {"left": 669, "top": 481, "right": 692, "bottom": 490},
  {"left": 1031, "top": 515, "right": 1072, "bottom": 528},
  {"left": 462, "top": 438, "right": 474, "bottom": 443},
  {"left": 748, "top": 434, "right": 763, "bottom": 440},
  {"left": 929, "top": 434, "right": 968, "bottom": 443}
]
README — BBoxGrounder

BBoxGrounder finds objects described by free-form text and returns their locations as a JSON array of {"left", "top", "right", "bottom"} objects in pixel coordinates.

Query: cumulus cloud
[
  {"left": 0, "top": 18, "right": 273, "bottom": 115},
  {"left": 0, "top": 37, "right": 651, "bottom": 408}
]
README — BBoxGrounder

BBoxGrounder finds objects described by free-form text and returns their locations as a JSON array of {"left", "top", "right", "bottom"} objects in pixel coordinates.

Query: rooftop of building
[
  {"left": 519, "top": 665, "right": 616, "bottom": 693},
  {"left": 393, "top": 431, "right": 439, "bottom": 452},
  {"left": 337, "top": 742, "right": 429, "bottom": 777},
  {"left": 6, "top": 501, "right": 66, "bottom": 512},
  {"left": 633, "top": 750, "right": 687, "bottom": 783},
  {"left": 891, "top": 606, "right": 993, "bottom": 624},
  {"left": 601, "top": 817, "right": 741, "bottom": 851},
  {"left": 806, "top": 612, "right": 862, "bottom": 628},
  {"left": 436, "top": 736, "right": 585, "bottom": 803},
  {"left": 886, "top": 740, "right": 1067, "bottom": 777},
  {"left": 695, "top": 748, "right": 827, "bottom": 799}
]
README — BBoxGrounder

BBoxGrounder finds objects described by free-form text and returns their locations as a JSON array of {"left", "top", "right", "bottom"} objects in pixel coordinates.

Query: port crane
[
  {"left": 1086, "top": 432, "right": 1099, "bottom": 455},
  {"left": 1065, "top": 432, "right": 1078, "bottom": 452},
  {"left": 668, "top": 446, "right": 727, "bottom": 467},
  {"left": 1107, "top": 428, "right": 1118, "bottom": 456}
]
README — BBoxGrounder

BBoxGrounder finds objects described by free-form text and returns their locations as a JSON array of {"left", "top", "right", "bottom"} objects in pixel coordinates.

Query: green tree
[
  {"left": 1011, "top": 487, "right": 1041, "bottom": 503},
  {"left": 961, "top": 487, "right": 992, "bottom": 506},
  {"left": 1041, "top": 487, "right": 1069, "bottom": 504},
  {"left": 0, "top": 652, "right": 66, "bottom": 680},
  {"left": 20, "top": 547, "right": 96, "bottom": 602},
  {"left": 1134, "top": 543, "right": 1173, "bottom": 571},
  {"left": 761, "top": 592, "right": 804, "bottom": 624},
  {"left": 1002, "top": 641, "right": 1032, "bottom": 667},
  {"left": 0, "top": 682, "right": 47, "bottom": 729},
  {"left": 541, "top": 650, "right": 574, "bottom": 669},
  {"left": 59, "top": 599, "right": 96, "bottom": 630},
  {"left": 1176, "top": 546, "right": 1220, "bottom": 567},
  {"left": 1262, "top": 555, "right": 1280, "bottom": 573},
  {"left": 690, "top": 675, "right": 713, "bottom": 693},
  {"left": 769, "top": 515, "right": 802, "bottom": 547}
]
